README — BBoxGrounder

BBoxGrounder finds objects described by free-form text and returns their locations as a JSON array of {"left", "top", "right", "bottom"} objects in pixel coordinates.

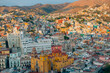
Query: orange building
[
  {"left": 56, "top": 19, "right": 63, "bottom": 24},
  {"left": 60, "top": 27, "right": 69, "bottom": 33}
]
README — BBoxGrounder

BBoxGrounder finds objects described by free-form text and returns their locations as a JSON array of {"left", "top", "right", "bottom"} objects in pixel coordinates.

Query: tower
[
  {"left": 38, "top": 54, "right": 51, "bottom": 73},
  {"left": 4, "top": 24, "right": 7, "bottom": 34},
  {"left": 31, "top": 47, "right": 38, "bottom": 71}
]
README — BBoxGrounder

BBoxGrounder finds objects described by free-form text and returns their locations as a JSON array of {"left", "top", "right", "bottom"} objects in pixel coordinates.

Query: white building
[
  {"left": 9, "top": 52, "right": 21, "bottom": 68},
  {"left": 7, "top": 27, "right": 23, "bottom": 48},
  {"left": 7, "top": 27, "right": 52, "bottom": 54},
  {"left": 93, "top": 61, "right": 103, "bottom": 66},
  {"left": 20, "top": 36, "right": 52, "bottom": 54},
  {"left": 0, "top": 55, "right": 8, "bottom": 69},
  {"left": 20, "top": 55, "right": 31, "bottom": 69}
]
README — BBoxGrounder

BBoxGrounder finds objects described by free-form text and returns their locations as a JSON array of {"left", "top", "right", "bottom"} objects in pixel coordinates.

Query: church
[{"left": 31, "top": 47, "right": 74, "bottom": 73}]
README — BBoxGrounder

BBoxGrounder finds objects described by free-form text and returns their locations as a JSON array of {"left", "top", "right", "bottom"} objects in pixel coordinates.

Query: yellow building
[
  {"left": 0, "top": 43, "right": 2, "bottom": 48},
  {"left": 31, "top": 48, "right": 74, "bottom": 72},
  {"left": 1, "top": 50, "right": 10, "bottom": 55},
  {"left": 38, "top": 55, "right": 51, "bottom": 73},
  {"left": 0, "top": 48, "right": 10, "bottom": 56},
  {"left": 60, "top": 27, "right": 69, "bottom": 33},
  {"left": 31, "top": 47, "right": 38, "bottom": 71},
  {"left": 31, "top": 48, "right": 51, "bottom": 73},
  {"left": 48, "top": 49, "right": 74, "bottom": 72}
]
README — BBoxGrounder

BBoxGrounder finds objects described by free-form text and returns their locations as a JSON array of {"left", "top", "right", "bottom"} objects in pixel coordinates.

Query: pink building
[{"left": 99, "top": 56, "right": 110, "bottom": 62}]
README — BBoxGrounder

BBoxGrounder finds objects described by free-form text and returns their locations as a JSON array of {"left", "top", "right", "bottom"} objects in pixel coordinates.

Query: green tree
[
  {"left": 72, "top": 48, "right": 75, "bottom": 52},
  {"left": 102, "top": 63, "right": 110, "bottom": 73},
  {"left": 64, "top": 36, "right": 69, "bottom": 40}
]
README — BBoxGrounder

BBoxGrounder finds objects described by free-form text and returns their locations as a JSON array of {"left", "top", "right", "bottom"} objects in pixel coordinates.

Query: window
[{"left": 11, "top": 62, "right": 13, "bottom": 64}]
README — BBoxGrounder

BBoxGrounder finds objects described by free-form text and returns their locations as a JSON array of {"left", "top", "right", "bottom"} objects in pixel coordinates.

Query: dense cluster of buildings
[{"left": 0, "top": 4, "right": 110, "bottom": 73}]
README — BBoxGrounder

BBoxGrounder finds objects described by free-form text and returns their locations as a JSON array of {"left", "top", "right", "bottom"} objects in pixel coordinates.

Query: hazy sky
[{"left": 0, "top": 0, "right": 77, "bottom": 6}]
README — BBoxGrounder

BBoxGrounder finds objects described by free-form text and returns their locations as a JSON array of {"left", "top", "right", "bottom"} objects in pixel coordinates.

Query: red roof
[
  {"left": 15, "top": 26, "right": 20, "bottom": 30},
  {"left": 58, "top": 19, "right": 63, "bottom": 23},
  {"left": 74, "top": 37, "right": 77, "bottom": 40},
  {"left": 96, "top": 46, "right": 100, "bottom": 49},
  {"left": 52, "top": 49, "right": 62, "bottom": 53}
]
